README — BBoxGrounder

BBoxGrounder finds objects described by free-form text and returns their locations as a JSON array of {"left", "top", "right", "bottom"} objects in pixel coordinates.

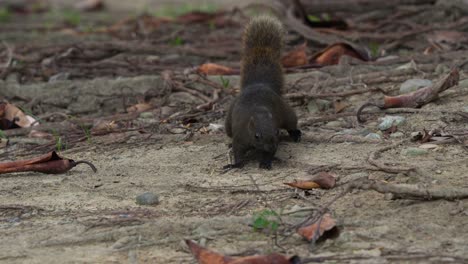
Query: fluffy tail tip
[{"left": 243, "top": 15, "right": 284, "bottom": 54}]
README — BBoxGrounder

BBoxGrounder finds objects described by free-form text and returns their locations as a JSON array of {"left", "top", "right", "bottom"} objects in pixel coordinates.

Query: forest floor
[{"left": 0, "top": 0, "right": 468, "bottom": 263}]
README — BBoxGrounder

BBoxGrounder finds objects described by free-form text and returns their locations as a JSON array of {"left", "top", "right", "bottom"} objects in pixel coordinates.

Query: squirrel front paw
[
  {"left": 258, "top": 160, "right": 272, "bottom": 170},
  {"left": 288, "top": 129, "right": 302, "bottom": 142},
  {"left": 222, "top": 162, "right": 244, "bottom": 170}
]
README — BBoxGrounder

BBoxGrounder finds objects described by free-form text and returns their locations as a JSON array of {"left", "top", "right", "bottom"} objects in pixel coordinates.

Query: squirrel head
[{"left": 248, "top": 115, "right": 279, "bottom": 154}]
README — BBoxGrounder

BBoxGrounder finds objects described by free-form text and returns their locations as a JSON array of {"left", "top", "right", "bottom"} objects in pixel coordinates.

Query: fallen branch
[{"left": 349, "top": 178, "right": 468, "bottom": 200}]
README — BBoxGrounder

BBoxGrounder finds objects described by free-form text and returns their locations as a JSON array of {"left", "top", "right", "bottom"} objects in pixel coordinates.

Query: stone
[
  {"left": 136, "top": 192, "right": 159, "bottom": 206},
  {"left": 378, "top": 116, "right": 406, "bottom": 130},
  {"left": 139, "top": 112, "right": 154, "bottom": 119},
  {"left": 390, "top": 132, "right": 404, "bottom": 138},
  {"left": 365, "top": 133, "right": 381, "bottom": 140},
  {"left": 399, "top": 79, "right": 432, "bottom": 94},
  {"left": 402, "top": 147, "right": 428, "bottom": 156},
  {"left": 325, "top": 121, "right": 343, "bottom": 128}
]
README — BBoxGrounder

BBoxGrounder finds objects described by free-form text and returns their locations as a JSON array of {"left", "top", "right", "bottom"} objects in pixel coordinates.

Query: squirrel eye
[{"left": 255, "top": 132, "right": 261, "bottom": 139}]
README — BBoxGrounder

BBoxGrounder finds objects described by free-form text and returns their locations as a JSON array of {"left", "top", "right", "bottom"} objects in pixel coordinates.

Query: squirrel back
[{"left": 241, "top": 16, "right": 284, "bottom": 94}]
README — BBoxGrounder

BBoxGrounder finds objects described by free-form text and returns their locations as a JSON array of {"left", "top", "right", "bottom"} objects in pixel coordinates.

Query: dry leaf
[
  {"left": 185, "top": 240, "right": 299, "bottom": 264},
  {"left": 0, "top": 102, "right": 38, "bottom": 129},
  {"left": 297, "top": 213, "right": 337, "bottom": 242},
  {"left": 333, "top": 99, "right": 348, "bottom": 113},
  {"left": 74, "top": 0, "right": 104, "bottom": 12},
  {"left": 126, "top": 103, "right": 153, "bottom": 113},
  {"left": 91, "top": 120, "right": 120, "bottom": 133},
  {"left": 0, "top": 151, "right": 97, "bottom": 175},
  {"left": 312, "top": 42, "right": 370, "bottom": 66},
  {"left": 176, "top": 11, "right": 225, "bottom": 24},
  {"left": 284, "top": 172, "right": 336, "bottom": 190},
  {"left": 281, "top": 42, "right": 308, "bottom": 68},
  {"left": 197, "top": 63, "right": 235, "bottom": 75},
  {"left": 284, "top": 180, "right": 320, "bottom": 190}
]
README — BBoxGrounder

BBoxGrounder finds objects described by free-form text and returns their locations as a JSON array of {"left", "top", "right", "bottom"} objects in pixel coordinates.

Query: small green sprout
[{"left": 219, "top": 76, "right": 230, "bottom": 88}]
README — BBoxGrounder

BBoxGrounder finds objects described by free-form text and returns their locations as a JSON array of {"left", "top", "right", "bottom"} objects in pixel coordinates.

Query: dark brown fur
[{"left": 225, "top": 16, "right": 301, "bottom": 170}]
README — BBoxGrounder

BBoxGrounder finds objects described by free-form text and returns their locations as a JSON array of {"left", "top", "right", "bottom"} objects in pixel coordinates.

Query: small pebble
[
  {"left": 390, "top": 132, "right": 404, "bottom": 138},
  {"left": 459, "top": 79, "right": 468, "bottom": 89},
  {"left": 399, "top": 79, "right": 432, "bottom": 94},
  {"left": 136, "top": 192, "right": 160, "bottom": 206},
  {"left": 435, "top": 170, "right": 442, "bottom": 174},
  {"left": 208, "top": 123, "right": 223, "bottom": 132},
  {"left": 463, "top": 106, "right": 468, "bottom": 113},
  {"left": 325, "top": 121, "right": 343, "bottom": 128},
  {"left": 402, "top": 147, "right": 428, "bottom": 156},
  {"left": 139, "top": 112, "right": 154, "bottom": 119},
  {"left": 365, "top": 133, "right": 381, "bottom": 140},
  {"left": 419, "top": 144, "right": 438, "bottom": 150},
  {"left": 378, "top": 116, "right": 406, "bottom": 130}
]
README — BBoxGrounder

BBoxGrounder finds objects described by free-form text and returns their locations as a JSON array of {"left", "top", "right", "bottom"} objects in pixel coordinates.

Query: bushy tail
[{"left": 241, "top": 15, "right": 284, "bottom": 94}]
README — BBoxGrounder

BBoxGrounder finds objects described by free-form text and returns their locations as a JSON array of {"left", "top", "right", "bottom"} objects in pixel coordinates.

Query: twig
[
  {"left": 349, "top": 178, "right": 468, "bottom": 200},
  {"left": 368, "top": 139, "right": 415, "bottom": 173}
]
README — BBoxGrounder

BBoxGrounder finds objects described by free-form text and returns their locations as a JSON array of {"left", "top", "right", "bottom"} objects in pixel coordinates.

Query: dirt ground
[{"left": 1, "top": 1, "right": 468, "bottom": 264}]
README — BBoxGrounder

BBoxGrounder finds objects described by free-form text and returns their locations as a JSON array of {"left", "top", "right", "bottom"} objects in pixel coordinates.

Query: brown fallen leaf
[
  {"left": 281, "top": 42, "right": 308, "bottom": 68},
  {"left": 176, "top": 11, "right": 226, "bottom": 24},
  {"left": 312, "top": 42, "right": 370, "bottom": 66},
  {"left": 284, "top": 171, "right": 336, "bottom": 190},
  {"left": 297, "top": 213, "right": 337, "bottom": 242},
  {"left": 0, "top": 102, "right": 38, "bottom": 129},
  {"left": 126, "top": 102, "right": 153, "bottom": 113},
  {"left": 74, "top": 0, "right": 104, "bottom": 12},
  {"left": 0, "top": 151, "right": 97, "bottom": 175},
  {"left": 185, "top": 240, "right": 300, "bottom": 264},
  {"left": 197, "top": 63, "right": 236, "bottom": 75},
  {"left": 426, "top": 30, "right": 467, "bottom": 51},
  {"left": 333, "top": 99, "right": 348, "bottom": 113},
  {"left": 357, "top": 68, "right": 459, "bottom": 123}
]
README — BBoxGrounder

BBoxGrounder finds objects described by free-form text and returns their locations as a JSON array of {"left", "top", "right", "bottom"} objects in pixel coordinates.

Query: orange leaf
[
  {"left": 333, "top": 99, "right": 348, "bottom": 113},
  {"left": 284, "top": 172, "right": 336, "bottom": 190},
  {"left": 297, "top": 213, "right": 337, "bottom": 242},
  {"left": 186, "top": 240, "right": 232, "bottom": 264},
  {"left": 284, "top": 180, "right": 320, "bottom": 190},
  {"left": 312, "top": 43, "right": 370, "bottom": 66},
  {"left": 185, "top": 240, "right": 299, "bottom": 264},
  {"left": 126, "top": 103, "right": 153, "bottom": 113},
  {"left": 197, "top": 63, "right": 235, "bottom": 75},
  {"left": 281, "top": 42, "right": 308, "bottom": 68}
]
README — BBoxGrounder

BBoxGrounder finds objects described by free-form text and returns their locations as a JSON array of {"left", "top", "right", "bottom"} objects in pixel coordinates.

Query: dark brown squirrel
[{"left": 224, "top": 16, "right": 301, "bottom": 170}]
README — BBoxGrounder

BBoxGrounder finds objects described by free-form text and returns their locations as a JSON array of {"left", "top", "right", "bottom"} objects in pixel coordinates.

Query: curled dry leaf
[
  {"left": 297, "top": 213, "right": 337, "bottom": 242},
  {"left": 312, "top": 42, "right": 370, "bottom": 66},
  {"left": 197, "top": 63, "right": 236, "bottom": 75},
  {"left": 281, "top": 42, "right": 308, "bottom": 68},
  {"left": 0, "top": 102, "right": 38, "bottom": 129},
  {"left": 126, "top": 102, "right": 153, "bottom": 113},
  {"left": 185, "top": 240, "right": 300, "bottom": 264},
  {"left": 0, "top": 151, "right": 97, "bottom": 175},
  {"left": 284, "top": 171, "right": 336, "bottom": 190},
  {"left": 91, "top": 120, "right": 120, "bottom": 133}
]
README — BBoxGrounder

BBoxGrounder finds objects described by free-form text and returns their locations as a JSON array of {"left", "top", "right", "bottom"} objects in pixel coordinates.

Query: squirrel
[{"left": 224, "top": 16, "right": 301, "bottom": 170}]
